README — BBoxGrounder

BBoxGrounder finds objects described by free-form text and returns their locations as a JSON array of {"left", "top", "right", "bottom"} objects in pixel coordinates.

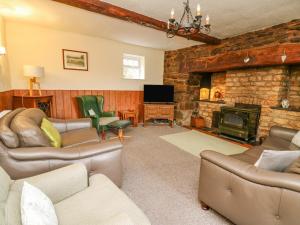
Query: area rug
[{"left": 160, "top": 130, "right": 248, "bottom": 157}]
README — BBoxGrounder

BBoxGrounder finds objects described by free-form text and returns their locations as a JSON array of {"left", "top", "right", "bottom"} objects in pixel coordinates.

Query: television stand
[{"left": 143, "top": 103, "right": 175, "bottom": 127}]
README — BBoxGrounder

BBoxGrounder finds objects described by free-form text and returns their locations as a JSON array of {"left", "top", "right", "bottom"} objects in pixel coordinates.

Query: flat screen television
[{"left": 144, "top": 85, "right": 174, "bottom": 103}]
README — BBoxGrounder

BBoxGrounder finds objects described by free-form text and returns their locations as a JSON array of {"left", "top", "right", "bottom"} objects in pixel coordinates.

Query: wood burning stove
[{"left": 218, "top": 104, "right": 261, "bottom": 142}]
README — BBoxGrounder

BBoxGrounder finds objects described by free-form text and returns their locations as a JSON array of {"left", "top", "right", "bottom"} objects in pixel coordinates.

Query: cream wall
[
  {"left": 6, "top": 21, "right": 164, "bottom": 90},
  {"left": 0, "top": 17, "right": 10, "bottom": 91}
]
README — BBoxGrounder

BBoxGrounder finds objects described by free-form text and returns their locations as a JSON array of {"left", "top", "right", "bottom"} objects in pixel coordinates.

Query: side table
[{"left": 118, "top": 110, "right": 138, "bottom": 127}]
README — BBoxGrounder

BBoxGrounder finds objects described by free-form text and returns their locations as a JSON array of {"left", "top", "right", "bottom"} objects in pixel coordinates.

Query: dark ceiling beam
[
  {"left": 188, "top": 43, "right": 300, "bottom": 73},
  {"left": 52, "top": 0, "right": 221, "bottom": 45}
]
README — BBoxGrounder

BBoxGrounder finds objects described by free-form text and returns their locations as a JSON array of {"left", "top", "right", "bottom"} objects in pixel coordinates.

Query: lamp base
[{"left": 29, "top": 77, "right": 42, "bottom": 96}]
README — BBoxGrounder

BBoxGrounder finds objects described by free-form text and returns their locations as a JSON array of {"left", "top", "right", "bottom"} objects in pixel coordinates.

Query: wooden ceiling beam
[
  {"left": 52, "top": 0, "right": 221, "bottom": 45},
  {"left": 188, "top": 43, "right": 300, "bottom": 73}
]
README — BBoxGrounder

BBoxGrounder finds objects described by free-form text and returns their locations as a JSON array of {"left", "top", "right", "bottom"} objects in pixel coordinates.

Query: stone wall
[
  {"left": 164, "top": 19, "right": 300, "bottom": 135},
  {"left": 198, "top": 102, "right": 225, "bottom": 128}
]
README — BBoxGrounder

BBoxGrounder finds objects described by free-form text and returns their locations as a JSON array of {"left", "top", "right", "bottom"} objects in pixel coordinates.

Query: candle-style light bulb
[
  {"left": 170, "top": 8, "right": 175, "bottom": 19},
  {"left": 206, "top": 15, "right": 210, "bottom": 25},
  {"left": 196, "top": 3, "right": 201, "bottom": 16},
  {"left": 167, "top": 20, "right": 170, "bottom": 29}
]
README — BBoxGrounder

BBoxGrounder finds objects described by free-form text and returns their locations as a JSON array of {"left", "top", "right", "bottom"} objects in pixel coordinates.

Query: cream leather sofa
[{"left": 0, "top": 164, "right": 151, "bottom": 225}]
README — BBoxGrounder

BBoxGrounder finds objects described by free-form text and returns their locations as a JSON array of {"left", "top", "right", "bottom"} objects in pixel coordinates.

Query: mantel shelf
[{"left": 271, "top": 106, "right": 300, "bottom": 112}]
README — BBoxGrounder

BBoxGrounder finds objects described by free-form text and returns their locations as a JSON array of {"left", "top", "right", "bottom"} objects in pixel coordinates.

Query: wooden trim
[
  {"left": 188, "top": 43, "right": 300, "bottom": 73},
  {"left": 52, "top": 0, "right": 221, "bottom": 45},
  {"left": 62, "top": 49, "right": 89, "bottom": 71}
]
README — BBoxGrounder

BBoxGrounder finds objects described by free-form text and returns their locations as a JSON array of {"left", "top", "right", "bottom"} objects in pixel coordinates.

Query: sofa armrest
[
  {"left": 49, "top": 118, "right": 92, "bottom": 133},
  {"left": 15, "top": 163, "right": 88, "bottom": 203},
  {"left": 7, "top": 139, "right": 122, "bottom": 161},
  {"left": 200, "top": 150, "right": 300, "bottom": 192},
  {"left": 269, "top": 126, "right": 298, "bottom": 142}
]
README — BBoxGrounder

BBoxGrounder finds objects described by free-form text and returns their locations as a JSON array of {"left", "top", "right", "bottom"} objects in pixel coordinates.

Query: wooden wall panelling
[
  {"left": 12, "top": 90, "right": 144, "bottom": 121},
  {"left": 0, "top": 90, "right": 13, "bottom": 111}
]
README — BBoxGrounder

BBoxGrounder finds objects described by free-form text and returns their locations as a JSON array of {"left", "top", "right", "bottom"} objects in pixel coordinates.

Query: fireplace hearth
[{"left": 218, "top": 103, "right": 261, "bottom": 142}]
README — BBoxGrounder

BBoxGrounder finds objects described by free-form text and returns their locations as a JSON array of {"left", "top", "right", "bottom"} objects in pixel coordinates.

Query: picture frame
[{"left": 62, "top": 49, "right": 88, "bottom": 71}]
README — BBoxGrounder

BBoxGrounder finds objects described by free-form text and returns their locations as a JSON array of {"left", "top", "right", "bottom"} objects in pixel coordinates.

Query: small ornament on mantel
[
  {"left": 281, "top": 99, "right": 290, "bottom": 109},
  {"left": 281, "top": 49, "right": 287, "bottom": 63}
]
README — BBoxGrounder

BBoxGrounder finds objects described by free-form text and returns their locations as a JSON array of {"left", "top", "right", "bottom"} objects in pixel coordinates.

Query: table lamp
[{"left": 23, "top": 65, "right": 44, "bottom": 96}]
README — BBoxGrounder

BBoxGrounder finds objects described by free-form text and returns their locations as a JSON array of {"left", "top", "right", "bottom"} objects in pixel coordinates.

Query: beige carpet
[
  {"left": 160, "top": 130, "right": 247, "bottom": 157},
  {"left": 118, "top": 125, "right": 232, "bottom": 225}
]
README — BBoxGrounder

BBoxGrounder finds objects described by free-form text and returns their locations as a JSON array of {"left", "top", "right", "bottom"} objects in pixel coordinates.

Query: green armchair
[{"left": 76, "top": 96, "right": 119, "bottom": 134}]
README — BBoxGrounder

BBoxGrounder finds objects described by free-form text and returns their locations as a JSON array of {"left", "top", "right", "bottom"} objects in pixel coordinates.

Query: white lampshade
[
  {"left": 23, "top": 65, "right": 44, "bottom": 78},
  {"left": 0, "top": 46, "right": 6, "bottom": 55}
]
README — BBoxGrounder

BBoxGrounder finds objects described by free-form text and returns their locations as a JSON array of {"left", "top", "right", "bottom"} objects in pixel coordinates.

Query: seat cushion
[
  {"left": 99, "top": 117, "right": 119, "bottom": 126},
  {"left": 262, "top": 136, "right": 292, "bottom": 150},
  {"left": 108, "top": 120, "right": 131, "bottom": 129},
  {"left": 55, "top": 174, "right": 150, "bottom": 225},
  {"left": 231, "top": 146, "right": 264, "bottom": 164},
  {"left": 61, "top": 128, "right": 100, "bottom": 148}
]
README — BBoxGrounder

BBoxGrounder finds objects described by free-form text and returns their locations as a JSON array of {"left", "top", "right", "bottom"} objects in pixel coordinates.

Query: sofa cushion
[
  {"left": 0, "top": 108, "right": 25, "bottom": 148},
  {"left": 11, "top": 108, "right": 51, "bottom": 147},
  {"left": 285, "top": 157, "right": 300, "bottom": 174},
  {"left": 262, "top": 136, "right": 293, "bottom": 150},
  {"left": 41, "top": 118, "right": 62, "bottom": 148},
  {"left": 55, "top": 174, "right": 151, "bottom": 225},
  {"left": 61, "top": 128, "right": 100, "bottom": 148},
  {"left": 231, "top": 146, "right": 263, "bottom": 164}
]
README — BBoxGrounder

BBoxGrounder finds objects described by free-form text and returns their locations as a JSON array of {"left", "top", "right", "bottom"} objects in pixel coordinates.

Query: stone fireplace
[{"left": 164, "top": 20, "right": 300, "bottom": 138}]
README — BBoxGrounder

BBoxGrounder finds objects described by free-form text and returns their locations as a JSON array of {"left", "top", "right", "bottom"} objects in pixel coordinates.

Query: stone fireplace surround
[{"left": 164, "top": 20, "right": 300, "bottom": 138}]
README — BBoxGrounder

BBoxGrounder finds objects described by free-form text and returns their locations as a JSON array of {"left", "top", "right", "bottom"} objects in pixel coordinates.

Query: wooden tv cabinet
[{"left": 143, "top": 103, "right": 175, "bottom": 127}]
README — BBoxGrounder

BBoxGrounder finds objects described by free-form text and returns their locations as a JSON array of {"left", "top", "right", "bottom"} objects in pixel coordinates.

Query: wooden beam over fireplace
[
  {"left": 52, "top": 0, "right": 221, "bottom": 45},
  {"left": 188, "top": 43, "right": 300, "bottom": 73}
]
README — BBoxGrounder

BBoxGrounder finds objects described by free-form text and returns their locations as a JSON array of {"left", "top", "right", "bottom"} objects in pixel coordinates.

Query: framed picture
[{"left": 62, "top": 49, "right": 88, "bottom": 71}]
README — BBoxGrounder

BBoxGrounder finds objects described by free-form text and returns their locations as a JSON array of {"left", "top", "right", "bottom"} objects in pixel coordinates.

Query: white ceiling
[{"left": 0, "top": 0, "right": 300, "bottom": 50}]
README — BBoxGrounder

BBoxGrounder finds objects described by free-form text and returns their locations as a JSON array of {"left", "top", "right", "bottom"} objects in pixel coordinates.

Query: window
[{"left": 123, "top": 54, "right": 145, "bottom": 80}]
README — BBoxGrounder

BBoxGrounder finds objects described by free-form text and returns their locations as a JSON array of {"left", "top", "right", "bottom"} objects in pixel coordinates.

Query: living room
[{"left": 0, "top": 0, "right": 300, "bottom": 225}]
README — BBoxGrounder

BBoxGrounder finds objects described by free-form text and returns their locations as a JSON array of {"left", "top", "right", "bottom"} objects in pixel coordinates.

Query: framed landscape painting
[{"left": 63, "top": 49, "right": 88, "bottom": 71}]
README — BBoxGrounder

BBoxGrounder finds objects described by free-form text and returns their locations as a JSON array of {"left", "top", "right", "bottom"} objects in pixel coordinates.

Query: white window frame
[{"left": 122, "top": 53, "right": 145, "bottom": 80}]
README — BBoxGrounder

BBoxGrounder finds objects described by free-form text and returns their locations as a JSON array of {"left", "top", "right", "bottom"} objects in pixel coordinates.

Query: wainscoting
[
  {"left": 0, "top": 90, "right": 13, "bottom": 111},
  {"left": 13, "top": 90, "right": 144, "bottom": 120}
]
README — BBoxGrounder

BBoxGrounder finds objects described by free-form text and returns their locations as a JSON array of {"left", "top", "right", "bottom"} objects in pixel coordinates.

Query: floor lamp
[{"left": 23, "top": 65, "right": 44, "bottom": 96}]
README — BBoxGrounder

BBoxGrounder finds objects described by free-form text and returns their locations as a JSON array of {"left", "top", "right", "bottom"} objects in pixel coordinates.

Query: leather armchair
[
  {"left": 0, "top": 108, "right": 123, "bottom": 187},
  {"left": 76, "top": 95, "right": 119, "bottom": 133},
  {"left": 198, "top": 126, "right": 300, "bottom": 225}
]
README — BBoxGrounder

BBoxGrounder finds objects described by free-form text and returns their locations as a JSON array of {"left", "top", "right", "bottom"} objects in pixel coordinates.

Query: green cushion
[
  {"left": 108, "top": 120, "right": 131, "bottom": 129},
  {"left": 41, "top": 118, "right": 62, "bottom": 148}
]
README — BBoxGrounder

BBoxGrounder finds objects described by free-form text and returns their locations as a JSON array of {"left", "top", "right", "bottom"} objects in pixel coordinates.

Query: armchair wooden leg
[
  {"left": 200, "top": 201, "right": 210, "bottom": 210},
  {"left": 101, "top": 130, "right": 106, "bottom": 140}
]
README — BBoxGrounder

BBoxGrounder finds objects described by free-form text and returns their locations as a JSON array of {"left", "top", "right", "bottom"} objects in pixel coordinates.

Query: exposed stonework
[
  {"left": 198, "top": 102, "right": 225, "bottom": 128},
  {"left": 164, "top": 19, "right": 300, "bottom": 136}
]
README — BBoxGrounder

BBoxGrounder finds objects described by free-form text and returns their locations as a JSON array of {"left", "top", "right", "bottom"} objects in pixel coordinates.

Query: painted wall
[
  {"left": 0, "top": 17, "right": 10, "bottom": 92},
  {"left": 6, "top": 21, "right": 164, "bottom": 90}
]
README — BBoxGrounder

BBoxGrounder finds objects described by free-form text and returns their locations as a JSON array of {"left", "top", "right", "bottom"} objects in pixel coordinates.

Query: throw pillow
[
  {"left": 88, "top": 108, "right": 96, "bottom": 117},
  {"left": 21, "top": 181, "right": 58, "bottom": 225},
  {"left": 285, "top": 157, "right": 300, "bottom": 174},
  {"left": 292, "top": 131, "right": 300, "bottom": 147},
  {"left": 255, "top": 150, "right": 300, "bottom": 172},
  {"left": 41, "top": 118, "right": 62, "bottom": 148}
]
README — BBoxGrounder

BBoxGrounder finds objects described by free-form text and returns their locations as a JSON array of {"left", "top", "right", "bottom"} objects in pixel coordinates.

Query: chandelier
[{"left": 167, "top": 0, "right": 211, "bottom": 39}]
